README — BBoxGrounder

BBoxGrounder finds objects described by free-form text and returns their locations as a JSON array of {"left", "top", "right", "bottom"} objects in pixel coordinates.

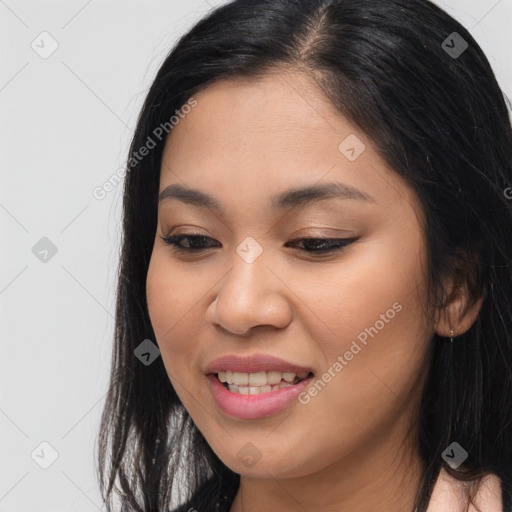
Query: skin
[{"left": 146, "top": 69, "right": 483, "bottom": 512}]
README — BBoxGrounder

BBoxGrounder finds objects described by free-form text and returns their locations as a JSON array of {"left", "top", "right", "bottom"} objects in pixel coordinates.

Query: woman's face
[{"left": 146, "top": 71, "right": 435, "bottom": 480}]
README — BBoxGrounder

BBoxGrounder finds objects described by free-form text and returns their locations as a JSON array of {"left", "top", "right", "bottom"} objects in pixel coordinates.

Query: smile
[{"left": 207, "top": 372, "right": 315, "bottom": 419}]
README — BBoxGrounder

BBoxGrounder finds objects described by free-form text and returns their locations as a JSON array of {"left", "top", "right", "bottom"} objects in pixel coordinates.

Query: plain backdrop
[{"left": 0, "top": 0, "right": 511, "bottom": 510}]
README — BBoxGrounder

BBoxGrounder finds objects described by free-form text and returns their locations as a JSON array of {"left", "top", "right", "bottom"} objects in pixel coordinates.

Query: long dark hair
[{"left": 96, "top": 1, "right": 512, "bottom": 510}]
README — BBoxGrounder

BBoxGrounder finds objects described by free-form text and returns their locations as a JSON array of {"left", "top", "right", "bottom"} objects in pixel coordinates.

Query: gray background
[{"left": 1, "top": 0, "right": 510, "bottom": 510}]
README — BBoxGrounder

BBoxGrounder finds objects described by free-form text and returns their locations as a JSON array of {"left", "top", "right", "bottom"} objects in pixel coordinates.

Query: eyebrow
[{"left": 158, "top": 182, "right": 373, "bottom": 213}]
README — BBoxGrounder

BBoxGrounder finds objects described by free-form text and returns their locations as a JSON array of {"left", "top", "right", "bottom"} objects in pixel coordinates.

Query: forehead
[
  {"left": 158, "top": 71, "right": 418, "bottom": 219},
  {"left": 164, "top": 71, "right": 358, "bottom": 158}
]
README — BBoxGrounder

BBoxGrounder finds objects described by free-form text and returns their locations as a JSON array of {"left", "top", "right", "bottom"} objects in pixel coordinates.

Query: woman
[{"left": 96, "top": 0, "right": 512, "bottom": 511}]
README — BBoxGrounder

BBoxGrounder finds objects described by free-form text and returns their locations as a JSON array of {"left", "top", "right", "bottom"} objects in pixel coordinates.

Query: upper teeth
[{"left": 218, "top": 370, "right": 309, "bottom": 386}]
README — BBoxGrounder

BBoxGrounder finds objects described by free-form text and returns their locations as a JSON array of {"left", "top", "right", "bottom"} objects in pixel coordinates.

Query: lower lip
[{"left": 207, "top": 374, "right": 314, "bottom": 419}]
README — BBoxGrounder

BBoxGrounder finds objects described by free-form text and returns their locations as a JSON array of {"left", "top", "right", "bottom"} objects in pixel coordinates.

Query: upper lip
[{"left": 205, "top": 354, "right": 314, "bottom": 375}]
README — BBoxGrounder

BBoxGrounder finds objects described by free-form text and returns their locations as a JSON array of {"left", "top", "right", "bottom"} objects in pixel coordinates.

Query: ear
[{"left": 434, "top": 266, "right": 485, "bottom": 339}]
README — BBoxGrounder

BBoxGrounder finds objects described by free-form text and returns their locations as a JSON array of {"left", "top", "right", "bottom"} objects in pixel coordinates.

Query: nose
[{"left": 205, "top": 246, "right": 293, "bottom": 337}]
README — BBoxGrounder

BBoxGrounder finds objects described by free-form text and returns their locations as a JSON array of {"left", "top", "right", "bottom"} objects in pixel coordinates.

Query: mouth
[{"left": 213, "top": 370, "right": 315, "bottom": 395}]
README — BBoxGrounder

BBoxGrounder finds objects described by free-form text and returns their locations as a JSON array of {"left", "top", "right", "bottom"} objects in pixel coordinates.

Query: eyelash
[{"left": 160, "top": 234, "right": 356, "bottom": 255}]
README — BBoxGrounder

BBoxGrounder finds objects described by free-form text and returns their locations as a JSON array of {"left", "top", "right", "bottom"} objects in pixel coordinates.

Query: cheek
[
  {"left": 288, "top": 232, "right": 431, "bottom": 445},
  {"left": 146, "top": 251, "right": 205, "bottom": 378},
  {"left": 146, "top": 252, "right": 215, "bottom": 420},
  {"left": 283, "top": 229, "right": 428, "bottom": 355}
]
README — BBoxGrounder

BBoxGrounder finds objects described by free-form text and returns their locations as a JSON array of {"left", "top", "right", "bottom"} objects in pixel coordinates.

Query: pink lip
[
  {"left": 205, "top": 353, "right": 313, "bottom": 374},
  {"left": 207, "top": 373, "right": 314, "bottom": 419}
]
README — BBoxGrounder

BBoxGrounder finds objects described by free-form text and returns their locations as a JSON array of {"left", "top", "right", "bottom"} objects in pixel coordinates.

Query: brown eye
[
  {"left": 161, "top": 235, "right": 357, "bottom": 255},
  {"left": 160, "top": 234, "right": 220, "bottom": 252},
  {"left": 285, "top": 238, "right": 357, "bottom": 254}
]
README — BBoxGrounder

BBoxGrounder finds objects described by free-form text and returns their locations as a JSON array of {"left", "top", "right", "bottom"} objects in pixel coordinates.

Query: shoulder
[
  {"left": 468, "top": 473, "right": 503, "bottom": 512},
  {"left": 427, "top": 468, "right": 503, "bottom": 512}
]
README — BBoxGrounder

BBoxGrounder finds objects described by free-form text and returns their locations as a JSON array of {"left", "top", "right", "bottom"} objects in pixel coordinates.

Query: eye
[
  {"left": 160, "top": 234, "right": 356, "bottom": 254},
  {"left": 285, "top": 237, "right": 357, "bottom": 253},
  {"left": 160, "top": 234, "right": 220, "bottom": 252}
]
